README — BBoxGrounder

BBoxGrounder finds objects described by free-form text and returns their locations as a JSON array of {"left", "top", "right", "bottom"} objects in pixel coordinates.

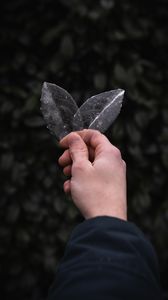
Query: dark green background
[{"left": 0, "top": 0, "right": 168, "bottom": 299}]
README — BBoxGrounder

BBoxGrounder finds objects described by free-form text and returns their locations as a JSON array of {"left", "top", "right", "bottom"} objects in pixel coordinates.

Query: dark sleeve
[{"left": 47, "top": 216, "right": 162, "bottom": 300}]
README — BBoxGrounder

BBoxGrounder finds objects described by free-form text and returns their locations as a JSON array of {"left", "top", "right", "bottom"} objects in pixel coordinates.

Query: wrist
[{"left": 84, "top": 209, "right": 127, "bottom": 221}]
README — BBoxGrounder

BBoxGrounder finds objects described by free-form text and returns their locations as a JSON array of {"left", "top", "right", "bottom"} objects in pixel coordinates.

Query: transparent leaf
[
  {"left": 40, "top": 82, "right": 82, "bottom": 140},
  {"left": 73, "top": 89, "right": 124, "bottom": 133},
  {"left": 40, "top": 82, "right": 125, "bottom": 140}
]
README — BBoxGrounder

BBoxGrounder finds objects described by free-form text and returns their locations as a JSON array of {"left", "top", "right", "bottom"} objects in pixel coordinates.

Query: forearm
[{"left": 47, "top": 216, "right": 162, "bottom": 300}]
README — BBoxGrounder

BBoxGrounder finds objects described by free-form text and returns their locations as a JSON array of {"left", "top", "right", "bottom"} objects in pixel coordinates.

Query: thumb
[{"left": 68, "top": 132, "right": 89, "bottom": 163}]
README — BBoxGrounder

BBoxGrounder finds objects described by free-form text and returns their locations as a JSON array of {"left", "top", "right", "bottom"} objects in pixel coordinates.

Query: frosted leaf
[
  {"left": 73, "top": 89, "right": 124, "bottom": 133},
  {"left": 40, "top": 82, "right": 125, "bottom": 140},
  {"left": 40, "top": 82, "right": 82, "bottom": 140}
]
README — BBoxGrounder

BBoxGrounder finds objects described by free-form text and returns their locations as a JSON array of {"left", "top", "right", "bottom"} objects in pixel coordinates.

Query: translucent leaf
[
  {"left": 73, "top": 89, "right": 124, "bottom": 133},
  {"left": 40, "top": 82, "right": 125, "bottom": 140},
  {"left": 40, "top": 82, "right": 82, "bottom": 140}
]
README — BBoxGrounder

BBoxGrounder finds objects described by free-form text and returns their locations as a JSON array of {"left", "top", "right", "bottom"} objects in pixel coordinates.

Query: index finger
[{"left": 59, "top": 129, "right": 112, "bottom": 154}]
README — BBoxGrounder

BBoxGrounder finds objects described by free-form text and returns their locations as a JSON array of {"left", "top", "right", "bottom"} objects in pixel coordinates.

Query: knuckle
[
  {"left": 83, "top": 129, "right": 89, "bottom": 134},
  {"left": 91, "top": 130, "right": 102, "bottom": 139},
  {"left": 112, "top": 146, "right": 121, "bottom": 158},
  {"left": 122, "top": 159, "right": 126, "bottom": 165},
  {"left": 122, "top": 159, "right": 127, "bottom": 169},
  {"left": 58, "top": 154, "right": 64, "bottom": 164},
  {"left": 69, "top": 131, "right": 77, "bottom": 138},
  {"left": 68, "top": 132, "right": 80, "bottom": 144},
  {"left": 73, "top": 161, "right": 85, "bottom": 172},
  {"left": 69, "top": 146, "right": 86, "bottom": 158}
]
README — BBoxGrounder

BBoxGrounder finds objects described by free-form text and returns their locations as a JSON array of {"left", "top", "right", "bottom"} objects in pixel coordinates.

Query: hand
[{"left": 58, "top": 129, "right": 127, "bottom": 220}]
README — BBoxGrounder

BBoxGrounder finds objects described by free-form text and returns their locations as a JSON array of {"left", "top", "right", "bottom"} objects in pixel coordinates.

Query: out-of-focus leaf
[
  {"left": 60, "top": 35, "right": 74, "bottom": 58},
  {"left": 1, "top": 0, "right": 168, "bottom": 298}
]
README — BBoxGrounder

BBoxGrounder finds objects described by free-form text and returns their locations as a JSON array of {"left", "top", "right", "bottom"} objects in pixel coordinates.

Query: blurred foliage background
[{"left": 0, "top": 0, "right": 168, "bottom": 299}]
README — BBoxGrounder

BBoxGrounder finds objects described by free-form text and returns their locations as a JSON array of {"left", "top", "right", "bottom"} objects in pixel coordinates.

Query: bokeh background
[{"left": 0, "top": 0, "right": 168, "bottom": 299}]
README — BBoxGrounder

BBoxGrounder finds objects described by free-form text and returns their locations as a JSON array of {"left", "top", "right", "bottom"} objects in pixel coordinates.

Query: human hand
[{"left": 58, "top": 129, "right": 127, "bottom": 220}]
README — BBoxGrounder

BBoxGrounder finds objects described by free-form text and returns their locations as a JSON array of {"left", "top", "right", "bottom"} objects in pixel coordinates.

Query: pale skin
[{"left": 58, "top": 129, "right": 127, "bottom": 221}]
